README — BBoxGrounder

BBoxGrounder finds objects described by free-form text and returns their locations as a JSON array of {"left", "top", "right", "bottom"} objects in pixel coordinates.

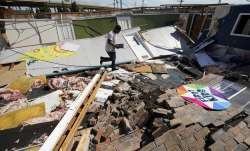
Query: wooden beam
[
  {"left": 75, "top": 128, "right": 91, "bottom": 151},
  {"left": 58, "top": 71, "right": 107, "bottom": 151}
]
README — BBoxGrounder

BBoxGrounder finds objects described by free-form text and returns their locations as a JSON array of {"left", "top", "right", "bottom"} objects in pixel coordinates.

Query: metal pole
[{"left": 120, "top": 0, "right": 122, "bottom": 9}]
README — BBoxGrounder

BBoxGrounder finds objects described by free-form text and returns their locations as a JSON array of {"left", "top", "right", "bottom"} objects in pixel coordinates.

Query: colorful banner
[
  {"left": 177, "top": 84, "right": 231, "bottom": 110},
  {"left": 19, "top": 45, "right": 77, "bottom": 61}
]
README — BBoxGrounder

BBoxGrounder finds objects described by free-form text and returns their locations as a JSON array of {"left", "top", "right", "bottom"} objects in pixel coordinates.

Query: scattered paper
[{"left": 60, "top": 42, "right": 80, "bottom": 52}]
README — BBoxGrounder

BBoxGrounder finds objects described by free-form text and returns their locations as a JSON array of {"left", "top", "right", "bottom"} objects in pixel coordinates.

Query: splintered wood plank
[{"left": 75, "top": 128, "right": 91, "bottom": 151}]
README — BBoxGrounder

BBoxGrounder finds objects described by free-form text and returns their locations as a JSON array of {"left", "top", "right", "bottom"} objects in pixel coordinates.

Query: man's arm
[{"left": 107, "top": 39, "right": 120, "bottom": 49}]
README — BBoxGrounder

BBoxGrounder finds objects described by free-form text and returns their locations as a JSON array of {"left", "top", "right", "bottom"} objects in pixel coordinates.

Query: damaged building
[{"left": 0, "top": 2, "right": 250, "bottom": 151}]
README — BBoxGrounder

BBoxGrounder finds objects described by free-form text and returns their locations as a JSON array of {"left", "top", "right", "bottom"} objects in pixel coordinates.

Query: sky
[{"left": 48, "top": 0, "right": 249, "bottom": 7}]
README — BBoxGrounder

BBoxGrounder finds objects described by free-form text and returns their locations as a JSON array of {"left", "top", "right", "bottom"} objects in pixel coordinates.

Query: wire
[{"left": 1, "top": 22, "right": 57, "bottom": 30}]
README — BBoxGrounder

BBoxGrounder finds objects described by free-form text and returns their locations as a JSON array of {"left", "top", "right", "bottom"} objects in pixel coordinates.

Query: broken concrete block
[
  {"left": 93, "top": 128, "right": 105, "bottom": 144},
  {"left": 170, "top": 119, "right": 182, "bottom": 127},
  {"left": 152, "top": 108, "right": 171, "bottom": 116},
  {"left": 152, "top": 126, "right": 168, "bottom": 139},
  {"left": 111, "top": 117, "right": 121, "bottom": 126},
  {"left": 103, "top": 125, "right": 114, "bottom": 138},
  {"left": 224, "top": 138, "right": 238, "bottom": 151},
  {"left": 232, "top": 143, "right": 248, "bottom": 151},
  {"left": 133, "top": 110, "right": 149, "bottom": 128},
  {"left": 111, "top": 106, "right": 119, "bottom": 118},
  {"left": 212, "top": 129, "right": 225, "bottom": 141},
  {"left": 134, "top": 102, "right": 145, "bottom": 112},
  {"left": 244, "top": 116, "right": 250, "bottom": 128},
  {"left": 244, "top": 136, "right": 250, "bottom": 146},
  {"left": 115, "top": 82, "right": 131, "bottom": 92},
  {"left": 31, "top": 90, "right": 62, "bottom": 113},
  {"left": 88, "top": 117, "right": 97, "bottom": 126},
  {"left": 95, "top": 88, "right": 113, "bottom": 105},
  {"left": 161, "top": 74, "right": 170, "bottom": 79},
  {"left": 234, "top": 133, "right": 245, "bottom": 143},
  {"left": 209, "top": 141, "right": 226, "bottom": 151},
  {"left": 143, "top": 73, "right": 157, "bottom": 80},
  {"left": 120, "top": 117, "right": 133, "bottom": 134}
]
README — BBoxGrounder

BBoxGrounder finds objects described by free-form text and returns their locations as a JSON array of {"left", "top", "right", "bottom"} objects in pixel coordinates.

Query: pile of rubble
[
  {"left": 79, "top": 57, "right": 250, "bottom": 151},
  {"left": 1, "top": 54, "right": 250, "bottom": 151}
]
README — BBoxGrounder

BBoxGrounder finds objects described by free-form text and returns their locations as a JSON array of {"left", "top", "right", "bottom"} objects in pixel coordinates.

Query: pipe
[{"left": 39, "top": 71, "right": 102, "bottom": 151}]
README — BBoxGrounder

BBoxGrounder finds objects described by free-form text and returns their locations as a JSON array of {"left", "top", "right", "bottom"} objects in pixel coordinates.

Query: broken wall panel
[
  {"left": 212, "top": 5, "right": 250, "bottom": 50},
  {"left": 4, "top": 19, "right": 75, "bottom": 48},
  {"left": 0, "top": 29, "right": 138, "bottom": 76}
]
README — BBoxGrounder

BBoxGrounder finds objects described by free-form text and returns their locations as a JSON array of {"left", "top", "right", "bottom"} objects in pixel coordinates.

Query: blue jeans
[{"left": 101, "top": 51, "right": 116, "bottom": 70}]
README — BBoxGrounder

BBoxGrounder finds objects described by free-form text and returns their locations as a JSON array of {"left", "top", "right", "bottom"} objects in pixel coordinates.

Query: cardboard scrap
[
  {"left": 8, "top": 76, "right": 47, "bottom": 94},
  {"left": 0, "top": 61, "right": 26, "bottom": 87},
  {"left": 120, "top": 64, "right": 152, "bottom": 73},
  {"left": 0, "top": 103, "right": 46, "bottom": 130},
  {"left": 120, "top": 63, "right": 167, "bottom": 74}
]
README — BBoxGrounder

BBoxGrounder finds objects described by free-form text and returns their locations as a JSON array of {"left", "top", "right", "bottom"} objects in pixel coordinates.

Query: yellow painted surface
[
  {"left": 0, "top": 103, "right": 46, "bottom": 130},
  {"left": 18, "top": 45, "right": 76, "bottom": 61},
  {"left": 8, "top": 76, "right": 47, "bottom": 94},
  {"left": 25, "top": 146, "right": 40, "bottom": 151}
]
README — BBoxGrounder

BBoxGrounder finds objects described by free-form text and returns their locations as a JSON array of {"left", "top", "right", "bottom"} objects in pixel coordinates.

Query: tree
[
  {"left": 71, "top": 2, "right": 79, "bottom": 12},
  {"left": 61, "top": 1, "right": 68, "bottom": 12}
]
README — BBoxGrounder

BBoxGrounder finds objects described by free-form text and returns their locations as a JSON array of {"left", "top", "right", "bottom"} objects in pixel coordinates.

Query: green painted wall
[
  {"left": 73, "top": 14, "right": 179, "bottom": 39},
  {"left": 73, "top": 17, "right": 117, "bottom": 39},
  {"left": 132, "top": 14, "right": 179, "bottom": 30}
]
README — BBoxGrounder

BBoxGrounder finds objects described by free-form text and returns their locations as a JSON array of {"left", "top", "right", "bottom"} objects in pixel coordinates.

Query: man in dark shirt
[{"left": 0, "top": 7, "right": 10, "bottom": 48}]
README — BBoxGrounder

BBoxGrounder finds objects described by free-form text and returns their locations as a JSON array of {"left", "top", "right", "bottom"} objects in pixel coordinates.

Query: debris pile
[
  {"left": 77, "top": 55, "right": 250, "bottom": 151},
  {"left": 0, "top": 71, "right": 93, "bottom": 150}
]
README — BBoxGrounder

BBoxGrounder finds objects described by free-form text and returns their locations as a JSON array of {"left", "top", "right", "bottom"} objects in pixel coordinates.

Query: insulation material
[
  {"left": 0, "top": 103, "right": 46, "bottom": 130},
  {"left": 0, "top": 88, "right": 24, "bottom": 102},
  {"left": 8, "top": 76, "right": 46, "bottom": 94}
]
